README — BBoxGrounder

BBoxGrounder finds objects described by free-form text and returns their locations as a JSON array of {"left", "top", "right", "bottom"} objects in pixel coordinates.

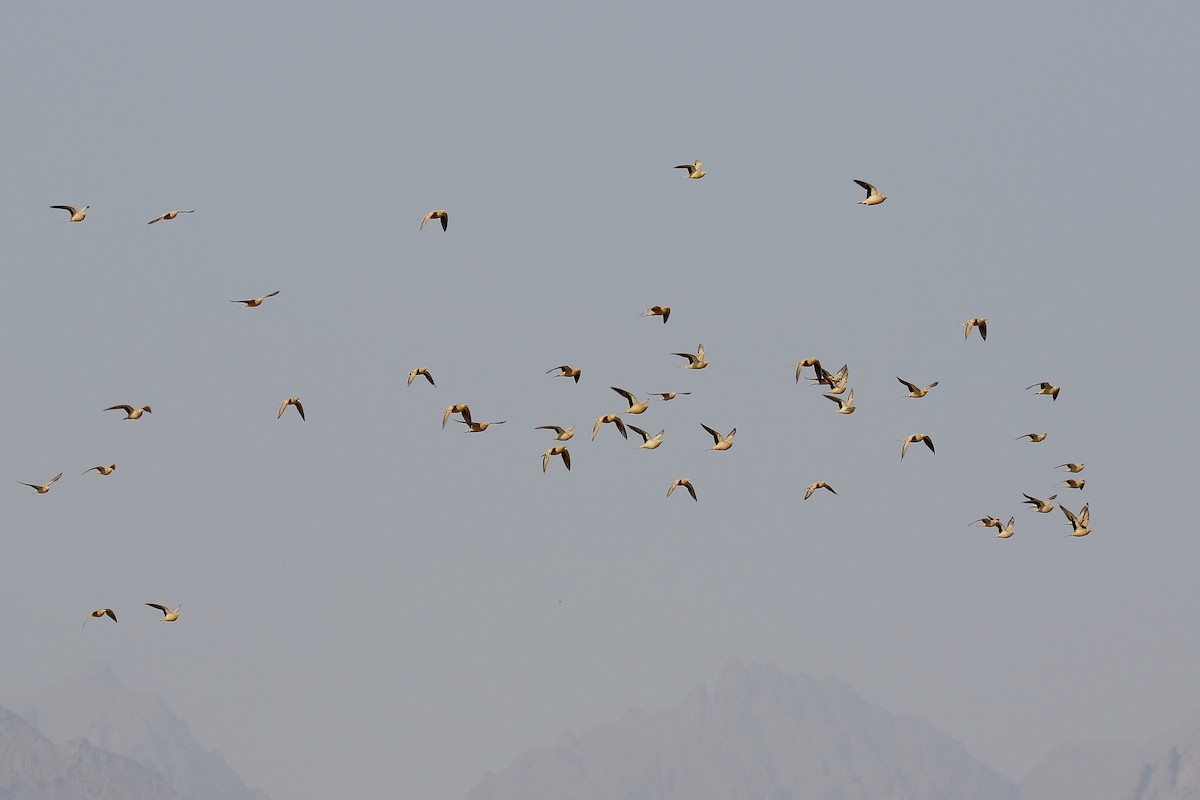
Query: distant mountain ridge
[
  {"left": 466, "top": 659, "right": 1021, "bottom": 800},
  {"left": 7, "top": 662, "right": 268, "bottom": 800}
]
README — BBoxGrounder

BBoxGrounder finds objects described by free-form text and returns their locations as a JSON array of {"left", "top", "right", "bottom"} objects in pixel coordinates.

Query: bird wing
[
  {"left": 1060, "top": 505, "right": 1079, "bottom": 526},
  {"left": 925, "top": 381, "right": 939, "bottom": 390},
  {"left": 147, "top": 214, "right": 164, "bottom": 224},
  {"left": 978, "top": 320, "right": 987, "bottom": 339},
  {"left": 823, "top": 393, "right": 844, "bottom": 407},
  {"left": 423, "top": 371, "right": 435, "bottom": 386},
  {"left": 105, "top": 609, "right": 117, "bottom": 622},
  {"left": 542, "top": 451, "right": 550, "bottom": 472},
  {"left": 661, "top": 307, "right": 670, "bottom": 323},
  {"left": 611, "top": 386, "right": 634, "bottom": 403},
  {"left": 1080, "top": 504, "right": 1089, "bottom": 525},
  {"left": 923, "top": 436, "right": 935, "bottom": 453},
  {"left": 685, "top": 482, "right": 697, "bottom": 501},
  {"left": 897, "top": 377, "right": 918, "bottom": 393},
  {"left": 51, "top": 205, "right": 78, "bottom": 214},
  {"left": 627, "top": 425, "right": 649, "bottom": 443},
  {"left": 854, "top": 179, "right": 876, "bottom": 196},
  {"left": 612, "top": 417, "right": 627, "bottom": 439},
  {"left": 901, "top": 439, "right": 910, "bottom": 459},
  {"left": 278, "top": 400, "right": 288, "bottom": 418},
  {"left": 672, "top": 352, "right": 698, "bottom": 365},
  {"left": 106, "top": 405, "right": 135, "bottom": 413},
  {"left": 48, "top": 473, "right": 63, "bottom": 485},
  {"left": 146, "top": 603, "right": 168, "bottom": 615},
  {"left": 294, "top": 400, "right": 305, "bottom": 420},
  {"left": 700, "top": 423, "right": 720, "bottom": 444},
  {"left": 804, "top": 484, "right": 816, "bottom": 500},
  {"left": 439, "top": 212, "right": 448, "bottom": 231},
  {"left": 561, "top": 448, "right": 571, "bottom": 470}
]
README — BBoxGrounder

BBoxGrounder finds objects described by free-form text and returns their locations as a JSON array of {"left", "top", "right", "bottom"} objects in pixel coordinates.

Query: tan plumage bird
[
  {"left": 641, "top": 305, "right": 671, "bottom": 323},
  {"left": 672, "top": 344, "right": 708, "bottom": 369},
  {"left": 1060, "top": 479, "right": 1086, "bottom": 490},
  {"left": 20, "top": 473, "right": 63, "bottom": 494},
  {"left": 592, "top": 414, "right": 628, "bottom": 441},
  {"left": 1022, "top": 493, "right": 1057, "bottom": 513},
  {"left": 611, "top": 387, "right": 649, "bottom": 414},
  {"left": 808, "top": 363, "right": 847, "bottom": 389},
  {"left": 898, "top": 377, "right": 939, "bottom": 398},
  {"left": 854, "top": 179, "right": 887, "bottom": 205},
  {"left": 971, "top": 516, "right": 1004, "bottom": 531},
  {"left": 541, "top": 445, "right": 571, "bottom": 472},
  {"left": 146, "top": 603, "right": 181, "bottom": 622},
  {"left": 804, "top": 481, "right": 837, "bottom": 500},
  {"left": 231, "top": 291, "right": 280, "bottom": 307},
  {"left": 825, "top": 389, "right": 856, "bottom": 414},
  {"left": 995, "top": 517, "right": 1016, "bottom": 539},
  {"left": 900, "top": 433, "right": 935, "bottom": 460},
  {"left": 963, "top": 318, "right": 988, "bottom": 340},
  {"left": 1062, "top": 503, "right": 1091, "bottom": 537},
  {"left": 278, "top": 397, "right": 305, "bottom": 420},
  {"left": 547, "top": 364, "right": 582, "bottom": 383},
  {"left": 82, "top": 608, "right": 117, "bottom": 629},
  {"left": 667, "top": 478, "right": 698, "bottom": 500},
  {"left": 419, "top": 210, "right": 448, "bottom": 231},
  {"left": 823, "top": 373, "right": 849, "bottom": 395},
  {"left": 442, "top": 404, "right": 472, "bottom": 429},
  {"left": 83, "top": 464, "right": 116, "bottom": 476},
  {"left": 701, "top": 423, "right": 736, "bottom": 451},
  {"left": 106, "top": 405, "right": 152, "bottom": 419},
  {"left": 1058, "top": 462, "right": 1086, "bottom": 473},
  {"left": 535, "top": 424, "right": 574, "bottom": 441},
  {"left": 628, "top": 425, "right": 664, "bottom": 449},
  {"left": 407, "top": 367, "right": 435, "bottom": 387},
  {"left": 147, "top": 210, "right": 194, "bottom": 224},
  {"left": 650, "top": 391, "right": 691, "bottom": 401},
  {"left": 1027, "top": 381, "right": 1061, "bottom": 401},
  {"left": 51, "top": 204, "right": 89, "bottom": 222},
  {"left": 1016, "top": 433, "right": 1048, "bottom": 443},
  {"left": 458, "top": 419, "right": 505, "bottom": 433},
  {"left": 675, "top": 161, "right": 705, "bottom": 179}
]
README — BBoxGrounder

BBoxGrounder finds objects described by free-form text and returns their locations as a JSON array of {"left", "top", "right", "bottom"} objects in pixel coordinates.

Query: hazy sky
[{"left": 4, "top": 2, "right": 1199, "bottom": 798}]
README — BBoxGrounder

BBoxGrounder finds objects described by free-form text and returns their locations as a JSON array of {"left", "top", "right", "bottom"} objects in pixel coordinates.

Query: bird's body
[
  {"left": 702, "top": 423, "right": 736, "bottom": 451},
  {"left": 804, "top": 481, "right": 837, "bottom": 500},
  {"left": 459, "top": 419, "right": 505, "bottom": 433},
  {"left": 611, "top": 387, "right": 649, "bottom": 414},
  {"left": 628, "top": 425, "right": 664, "bottom": 449},
  {"left": 20, "top": 473, "right": 63, "bottom": 494},
  {"left": 231, "top": 291, "right": 280, "bottom": 307},
  {"left": 963, "top": 318, "right": 988, "bottom": 340},
  {"left": 146, "top": 603, "right": 181, "bottom": 622},
  {"left": 667, "top": 478, "right": 697, "bottom": 500},
  {"left": 795, "top": 358, "right": 824, "bottom": 384},
  {"left": 592, "top": 414, "right": 628, "bottom": 441},
  {"left": 1062, "top": 503, "right": 1091, "bottom": 537},
  {"left": 442, "top": 404, "right": 472, "bottom": 429},
  {"left": 51, "top": 204, "right": 89, "bottom": 222},
  {"left": 419, "top": 210, "right": 448, "bottom": 231},
  {"left": 995, "top": 517, "right": 1016, "bottom": 538},
  {"left": 898, "top": 377, "right": 939, "bottom": 398},
  {"left": 901, "top": 433, "right": 935, "bottom": 460},
  {"left": 278, "top": 397, "right": 305, "bottom": 420},
  {"left": 106, "top": 404, "right": 152, "bottom": 420},
  {"left": 1058, "top": 462, "right": 1086, "bottom": 473},
  {"left": 650, "top": 392, "right": 690, "bottom": 401},
  {"left": 854, "top": 179, "right": 887, "bottom": 205},
  {"left": 825, "top": 389, "right": 856, "bottom": 414},
  {"left": 147, "top": 210, "right": 194, "bottom": 224},
  {"left": 675, "top": 161, "right": 705, "bottom": 179},
  {"left": 1016, "top": 433, "right": 1048, "bottom": 443},
  {"left": 82, "top": 608, "right": 117, "bottom": 629},
  {"left": 1027, "top": 381, "right": 1061, "bottom": 401},
  {"left": 407, "top": 367, "right": 435, "bottom": 387},
  {"left": 1060, "top": 479, "right": 1087, "bottom": 490},
  {"left": 83, "top": 464, "right": 116, "bottom": 476},
  {"left": 535, "top": 424, "right": 574, "bottom": 441},
  {"left": 1022, "top": 493, "right": 1057, "bottom": 513},
  {"left": 547, "top": 365, "right": 582, "bottom": 383},
  {"left": 673, "top": 344, "right": 708, "bottom": 369},
  {"left": 541, "top": 445, "right": 571, "bottom": 472},
  {"left": 971, "top": 516, "right": 1003, "bottom": 531},
  {"left": 641, "top": 305, "right": 671, "bottom": 323}
]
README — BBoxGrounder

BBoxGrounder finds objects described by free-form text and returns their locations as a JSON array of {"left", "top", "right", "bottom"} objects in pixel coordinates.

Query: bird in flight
[
  {"left": 628, "top": 426, "right": 664, "bottom": 450},
  {"left": 804, "top": 481, "right": 837, "bottom": 500},
  {"left": 795, "top": 358, "right": 825, "bottom": 384},
  {"left": 535, "top": 424, "right": 574, "bottom": 441},
  {"left": 407, "top": 367, "right": 435, "bottom": 387},
  {"left": 231, "top": 291, "right": 280, "bottom": 307},
  {"left": 970, "top": 516, "right": 1003, "bottom": 531},
  {"left": 825, "top": 389, "right": 856, "bottom": 414},
  {"left": 51, "top": 204, "right": 89, "bottom": 222},
  {"left": 1061, "top": 504, "right": 1091, "bottom": 537},
  {"left": 278, "top": 397, "right": 305, "bottom": 420},
  {"left": 106, "top": 405, "right": 152, "bottom": 419},
  {"left": 962, "top": 318, "right": 988, "bottom": 340},
  {"left": 458, "top": 419, "right": 505, "bottom": 433},
  {"left": 147, "top": 210, "right": 194, "bottom": 224},
  {"left": 1022, "top": 493, "right": 1057, "bottom": 513},
  {"left": 898, "top": 377, "right": 939, "bottom": 398},
  {"left": 442, "top": 404, "right": 472, "bottom": 429},
  {"left": 419, "top": 210, "right": 449, "bottom": 231},
  {"left": 995, "top": 517, "right": 1016, "bottom": 539},
  {"left": 641, "top": 305, "right": 671, "bottom": 323},
  {"left": 854, "top": 179, "right": 887, "bottom": 205},
  {"left": 146, "top": 603, "right": 182, "bottom": 622},
  {"left": 541, "top": 445, "right": 571, "bottom": 472},
  {"left": 650, "top": 392, "right": 690, "bottom": 401},
  {"left": 675, "top": 160, "right": 705, "bottom": 179},
  {"left": 1058, "top": 462, "right": 1086, "bottom": 473},
  {"left": 1059, "top": 479, "right": 1087, "bottom": 490},
  {"left": 83, "top": 464, "right": 117, "bottom": 476},
  {"left": 901, "top": 433, "right": 935, "bottom": 460},
  {"left": 667, "top": 478, "right": 698, "bottom": 500},
  {"left": 82, "top": 608, "right": 117, "bottom": 629},
  {"left": 1016, "top": 433, "right": 1048, "bottom": 443},
  {"left": 1027, "top": 381, "right": 1061, "bottom": 401},
  {"left": 547, "top": 364, "right": 582, "bottom": 383},
  {"left": 672, "top": 344, "right": 708, "bottom": 370},
  {"left": 592, "top": 414, "right": 628, "bottom": 441},
  {"left": 701, "top": 423, "right": 736, "bottom": 451},
  {"left": 20, "top": 472, "right": 63, "bottom": 494},
  {"left": 611, "top": 387, "right": 649, "bottom": 414}
]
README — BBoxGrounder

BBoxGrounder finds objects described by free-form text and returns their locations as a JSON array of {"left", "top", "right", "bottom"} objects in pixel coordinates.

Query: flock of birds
[{"left": 40, "top": 170, "right": 1092, "bottom": 629}]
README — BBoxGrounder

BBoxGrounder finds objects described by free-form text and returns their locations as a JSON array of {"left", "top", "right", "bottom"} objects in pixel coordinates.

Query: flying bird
[
  {"left": 20, "top": 472, "right": 63, "bottom": 494},
  {"left": 650, "top": 392, "right": 691, "bottom": 401},
  {"left": 672, "top": 343, "right": 708, "bottom": 369},
  {"left": 458, "top": 419, "right": 505, "bottom": 433},
  {"left": 147, "top": 210, "right": 194, "bottom": 224},
  {"left": 701, "top": 423, "right": 736, "bottom": 451},
  {"left": 1059, "top": 479, "right": 1087, "bottom": 490},
  {"left": 628, "top": 426, "right": 664, "bottom": 449},
  {"left": 1058, "top": 462, "right": 1086, "bottom": 473},
  {"left": 1061, "top": 503, "right": 1091, "bottom": 537},
  {"left": 146, "top": 603, "right": 182, "bottom": 622},
  {"left": 795, "top": 358, "right": 825, "bottom": 384},
  {"left": 970, "top": 517, "right": 1004, "bottom": 531},
  {"left": 592, "top": 414, "right": 628, "bottom": 441},
  {"left": 541, "top": 445, "right": 571, "bottom": 472},
  {"left": 825, "top": 389, "right": 856, "bottom": 414},
  {"left": 547, "top": 364, "right": 582, "bottom": 383},
  {"left": 51, "top": 204, "right": 89, "bottom": 222},
  {"left": 105, "top": 405, "right": 152, "bottom": 419},
  {"left": 611, "top": 387, "right": 649, "bottom": 414},
  {"left": 82, "top": 608, "right": 117, "bottom": 629},
  {"left": 231, "top": 291, "right": 280, "bottom": 307},
  {"left": 535, "top": 424, "right": 574, "bottom": 441},
  {"left": 1027, "top": 381, "right": 1061, "bottom": 401},
  {"left": 898, "top": 377, "right": 939, "bottom": 398},
  {"left": 419, "top": 210, "right": 448, "bottom": 231},
  {"left": 667, "top": 478, "right": 698, "bottom": 500},
  {"left": 1016, "top": 433, "right": 1048, "bottom": 443},
  {"left": 641, "top": 305, "right": 671, "bottom": 323},
  {"left": 675, "top": 160, "right": 705, "bottom": 179},
  {"left": 900, "top": 433, "right": 935, "bottom": 460},
  {"left": 854, "top": 179, "right": 887, "bottom": 205},
  {"left": 1022, "top": 493, "right": 1057, "bottom": 513},
  {"left": 995, "top": 517, "right": 1016, "bottom": 539},
  {"left": 83, "top": 464, "right": 116, "bottom": 476},
  {"left": 442, "top": 404, "right": 472, "bottom": 428},
  {"left": 962, "top": 318, "right": 988, "bottom": 340},
  {"left": 804, "top": 481, "right": 837, "bottom": 500},
  {"left": 278, "top": 397, "right": 305, "bottom": 420},
  {"left": 407, "top": 367, "right": 435, "bottom": 387}
]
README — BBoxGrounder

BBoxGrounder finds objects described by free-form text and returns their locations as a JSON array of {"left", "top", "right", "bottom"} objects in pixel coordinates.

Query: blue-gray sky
[{"left": 4, "top": 2, "right": 1198, "bottom": 798}]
